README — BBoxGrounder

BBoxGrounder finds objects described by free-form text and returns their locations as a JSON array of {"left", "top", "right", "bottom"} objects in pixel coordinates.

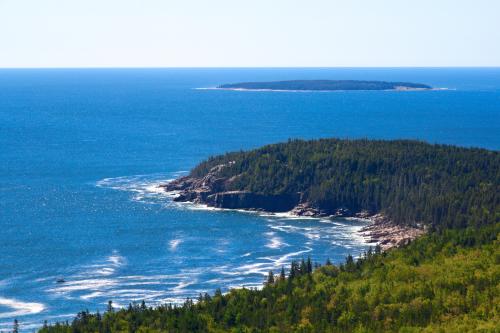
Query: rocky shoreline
[
  {"left": 357, "top": 213, "right": 426, "bottom": 250},
  {"left": 160, "top": 164, "right": 426, "bottom": 250}
]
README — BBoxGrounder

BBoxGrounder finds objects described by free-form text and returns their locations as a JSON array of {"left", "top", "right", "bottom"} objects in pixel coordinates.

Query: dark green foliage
[
  {"left": 192, "top": 139, "right": 499, "bottom": 229},
  {"left": 218, "top": 80, "right": 432, "bottom": 90},
  {"left": 39, "top": 224, "right": 499, "bottom": 332}
]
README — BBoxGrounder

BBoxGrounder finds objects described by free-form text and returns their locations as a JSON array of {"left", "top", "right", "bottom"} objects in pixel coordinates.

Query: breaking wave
[{"left": 0, "top": 297, "right": 45, "bottom": 319}]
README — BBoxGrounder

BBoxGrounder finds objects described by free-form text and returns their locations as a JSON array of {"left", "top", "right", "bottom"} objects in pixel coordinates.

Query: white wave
[
  {"left": 231, "top": 262, "right": 273, "bottom": 276},
  {"left": 169, "top": 239, "right": 182, "bottom": 251},
  {"left": 95, "top": 172, "right": 187, "bottom": 205},
  {"left": 117, "top": 274, "right": 185, "bottom": 281},
  {"left": 318, "top": 219, "right": 348, "bottom": 226},
  {"left": 260, "top": 247, "right": 313, "bottom": 268},
  {"left": 155, "top": 297, "right": 187, "bottom": 305},
  {"left": 48, "top": 250, "right": 128, "bottom": 298},
  {"left": 268, "top": 218, "right": 371, "bottom": 248},
  {"left": 263, "top": 211, "right": 318, "bottom": 220},
  {"left": 264, "top": 232, "right": 288, "bottom": 249},
  {"left": 215, "top": 254, "right": 310, "bottom": 277},
  {"left": 80, "top": 291, "right": 103, "bottom": 300},
  {"left": 304, "top": 231, "right": 321, "bottom": 240},
  {"left": 145, "top": 183, "right": 169, "bottom": 195},
  {"left": 0, "top": 279, "right": 11, "bottom": 288},
  {"left": 0, "top": 297, "right": 45, "bottom": 319},
  {"left": 175, "top": 201, "right": 371, "bottom": 249},
  {"left": 269, "top": 224, "right": 313, "bottom": 234},
  {"left": 171, "top": 281, "right": 196, "bottom": 295},
  {"left": 94, "top": 268, "right": 115, "bottom": 276},
  {"left": 116, "top": 280, "right": 164, "bottom": 287},
  {"left": 0, "top": 320, "right": 48, "bottom": 331},
  {"left": 34, "top": 276, "right": 55, "bottom": 283},
  {"left": 48, "top": 278, "right": 117, "bottom": 294},
  {"left": 77, "top": 250, "right": 126, "bottom": 278},
  {"left": 102, "top": 289, "right": 165, "bottom": 300},
  {"left": 205, "top": 276, "right": 247, "bottom": 285}
]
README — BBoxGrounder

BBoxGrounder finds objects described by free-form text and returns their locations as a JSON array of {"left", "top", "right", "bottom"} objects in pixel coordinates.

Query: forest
[
  {"left": 39, "top": 224, "right": 499, "bottom": 332},
  {"left": 38, "top": 139, "right": 499, "bottom": 332},
  {"left": 191, "top": 139, "right": 499, "bottom": 229}
]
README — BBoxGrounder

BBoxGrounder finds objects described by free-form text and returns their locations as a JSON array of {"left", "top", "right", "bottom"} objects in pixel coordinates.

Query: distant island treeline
[{"left": 216, "top": 80, "right": 432, "bottom": 91}]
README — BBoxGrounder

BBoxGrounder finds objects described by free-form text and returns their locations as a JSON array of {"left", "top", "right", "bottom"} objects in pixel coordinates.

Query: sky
[{"left": 0, "top": 0, "right": 499, "bottom": 68}]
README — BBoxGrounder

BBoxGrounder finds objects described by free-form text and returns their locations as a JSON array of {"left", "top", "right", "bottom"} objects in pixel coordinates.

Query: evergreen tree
[
  {"left": 300, "top": 258, "right": 307, "bottom": 275},
  {"left": 266, "top": 270, "right": 275, "bottom": 284},
  {"left": 306, "top": 256, "right": 313, "bottom": 274},
  {"left": 106, "top": 300, "right": 113, "bottom": 313}
]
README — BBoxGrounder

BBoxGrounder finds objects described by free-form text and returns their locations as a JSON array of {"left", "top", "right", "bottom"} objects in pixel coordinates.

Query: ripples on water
[
  {"left": 0, "top": 172, "right": 372, "bottom": 330},
  {"left": 2, "top": 68, "right": 498, "bottom": 331}
]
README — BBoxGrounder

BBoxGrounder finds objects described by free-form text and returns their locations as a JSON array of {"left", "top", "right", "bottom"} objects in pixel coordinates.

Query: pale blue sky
[{"left": 1, "top": 0, "right": 499, "bottom": 67}]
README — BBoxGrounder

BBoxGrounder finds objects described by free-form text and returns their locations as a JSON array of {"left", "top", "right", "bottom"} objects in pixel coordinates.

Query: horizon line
[{"left": 1, "top": 66, "right": 500, "bottom": 70}]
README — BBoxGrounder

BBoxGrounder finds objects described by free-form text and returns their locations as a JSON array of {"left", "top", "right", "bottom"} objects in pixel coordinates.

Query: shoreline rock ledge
[{"left": 160, "top": 164, "right": 425, "bottom": 250}]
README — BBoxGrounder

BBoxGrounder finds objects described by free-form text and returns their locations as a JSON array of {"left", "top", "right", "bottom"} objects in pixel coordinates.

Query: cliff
[
  {"left": 161, "top": 163, "right": 301, "bottom": 213},
  {"left": 161, "top": 162, "right": 425, "bottom": 250}
]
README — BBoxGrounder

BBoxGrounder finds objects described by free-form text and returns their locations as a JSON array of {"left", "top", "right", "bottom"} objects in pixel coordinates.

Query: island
[
  {"left": 216, "top": 79, "right": 432, "bottom": 91},
  {"left": 40, "top": 138, "right": 499, "bottom": 333}
]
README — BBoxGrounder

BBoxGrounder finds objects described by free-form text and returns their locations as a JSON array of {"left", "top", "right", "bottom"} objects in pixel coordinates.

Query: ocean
[{"left": 0, "top": 68, "right": 499, "bottom": 331}]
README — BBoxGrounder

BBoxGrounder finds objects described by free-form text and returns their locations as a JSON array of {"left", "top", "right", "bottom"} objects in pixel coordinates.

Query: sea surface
[{"left": 1, "top": 68, "right": 499, "bottom": 331}]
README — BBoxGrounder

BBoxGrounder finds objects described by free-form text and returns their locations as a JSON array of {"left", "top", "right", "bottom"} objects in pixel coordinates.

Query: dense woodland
[
  {"left": 38, "top": 139, "right": 499, "bottom": 332},
  {"left": 192, "top": 139, "right": 499, "bottom": 229},
  {"left": 39, "top": 224, "right": 499, "bottom": 332}
]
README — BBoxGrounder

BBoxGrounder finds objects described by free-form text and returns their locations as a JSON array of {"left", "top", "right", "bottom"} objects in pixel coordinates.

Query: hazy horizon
[{"left": 2, "top": 66, "right": 500, "bottom": 69}]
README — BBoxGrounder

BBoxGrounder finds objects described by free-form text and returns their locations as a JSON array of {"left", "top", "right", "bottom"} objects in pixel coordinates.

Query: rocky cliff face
[
  {"left": 161, "top": 164, "right": 425, "bottom": 250},
  {"left": 160, "top": 163, "right": 426, "bottom": 249},
  {"left": 207, "top": 191, "right": 299, "bottom": 212},
  {"left": 161, "top": 163, "right": 359, "bottom": 216},
  {"left": 160, "top": 163, "right": 302, "bottom": 213}
]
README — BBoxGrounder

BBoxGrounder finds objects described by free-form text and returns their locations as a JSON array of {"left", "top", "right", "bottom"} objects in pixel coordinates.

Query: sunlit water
[{"left": 1, "top": 68, "right": 499, "bottom": 331}]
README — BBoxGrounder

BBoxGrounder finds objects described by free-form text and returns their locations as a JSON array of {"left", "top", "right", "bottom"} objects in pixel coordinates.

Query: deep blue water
[{"left": 0, "top": 68, "right": 499, "bottom": 331}]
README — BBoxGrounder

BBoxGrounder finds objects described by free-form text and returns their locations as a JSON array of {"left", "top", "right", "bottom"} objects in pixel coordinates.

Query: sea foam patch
[
  {"left": 0, "top": 297, "right": 45, "bottom": 319},
  {"left": 169, "top": 239, "right": 182, "bottom": 251},
  {"left": 96, "top": 172, "right": 187, "bottom": 205},
  {"left": 264, "top": 232, "right": 288, "bottom": 249}
]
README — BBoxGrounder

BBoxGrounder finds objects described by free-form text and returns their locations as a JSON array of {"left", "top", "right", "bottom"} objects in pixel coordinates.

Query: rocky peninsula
[
  {"left": 160, "top": 137, "right": 496, "bottom": 251},
  {"left": 160, "top": 162, "right": 425, "bottom": 250}
]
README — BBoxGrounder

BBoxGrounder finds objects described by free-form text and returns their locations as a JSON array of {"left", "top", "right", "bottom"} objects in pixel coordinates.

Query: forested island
[
  {"left": 40, "top": 139, "right": 499, "bottom": 332},
  {"left": 216, "top": 80, "right": 432, "bottom": 91}
]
